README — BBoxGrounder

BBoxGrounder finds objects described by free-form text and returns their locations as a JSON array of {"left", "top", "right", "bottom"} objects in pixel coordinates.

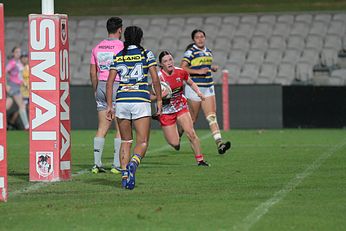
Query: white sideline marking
[
  {"left": 233, "top": 138, "right": 346, "bottom": 231},
  {"left": 10, "top": 133, "right": 211, "bottom": 197}
]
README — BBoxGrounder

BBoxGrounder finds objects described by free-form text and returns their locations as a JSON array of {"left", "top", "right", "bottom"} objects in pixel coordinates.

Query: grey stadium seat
[
  {"left": 246, "top": 49, "right": 265, "bottom": 66},
  {"left": 295, "top": 14, "right": 313, "bottom": 24},
  {"left": 259, "top": 15, "right": 276, "bottom": 26},
  {"left": 257, "top": 63, "right": 277, "bottom": 84},
  {"left": 146, "top": 26, "right": 162, "bottom": 38},
  {"left": 227, "top": 49, "right": 247, "bottom": 67},
  {"left": 272, "top": 22, "right": 291, "bottom": 38},
  {"left": 330, "top": 69, "right": 346, "bottom": 85},
  {"left": 232, "top": 36, "right": 250, "bottom": 52},
  {"left": 6, "top": 20, "right": 23, "bottom": 29},
  {"left": 218, "top": 24, "right": 236, "bottom": 38},
  {"left": 178, "top": 37, "right": 191, "bottom": 50},
  {"left": 324, "top": 35, "right": 342, "bottom": 50},
  {"left": 212, "top": 50, "right": 228, "bottom": 68},
  {"left": 287, "top": 35, "right": 305, "bottom": 51},
  {"left": 96, "top": 19, "right": 107, "bottom": 27},
  {"left": 300, "top": 48, "right": 320, "bottom": 65},
  {"left": 290, "top": 22, "right": 309, "bottom": 38},
  {"left": 214, "top": 37, "right": 232, "bottom": 50},
  {"left": 202, "top": 24, "right": 220, "bottom": 39},
  {"left": 282, "top": 49, "right": 301, "bottom": 65},
  {"left": 164, "top": 24, "right": 183, "bottom": 38},
  {"left": 240, "top": 15, "right": 258, "bottom": 26},
  {"left": 182, "top": 24, "right": 199, "bottom": 37},
  {"left": 314, "top": 14, "right": 332, "bottom": 25},
  {"left": 321, "top": 48, "right": 339, "bottom": 67},
  {"left": 251, "top": 36, "right": 268, "bottom": 51},
  {"left": 275, "top": 63, "right": 296, "bottom": 85},
  {"left": 205, "top": 16, "right": 222, "bottom": 26},
  {"left": 305, "top": 35, "right": 324, "bottom": 52},
  {"left": 296, "top": 61, "right": 314, "bottom": 82},
  {"left": 333, "top": 13, "right": 346, "bottom": 23},
  {"left": 238, "top": 62, "right": 260, "bottom": 84},
  {"left": 186, "top": 17, "right": 203, "bottom": 27},
  {"left": 234, "top": 23, "right": 254, "bottom": 40},
  {"left": 160, "top": 37, "right": 178, "bottom": 53},
  {"left": 133, "top": 18, "right": 150, "bottom": 29},
  {"left": 224, "top": 64, "right": 241, "bottom": 84},
  {"left": 78, "top": 19, "right": 96, "bottom": 28},
  {"left": 168, "top": 17, "right": 185, "bottom": 26},
  {"left": 268, "top": 36, "right": 286, "bottom": 51},
  {"left": 143, "top": 37, "right": 160, "bottom": 53},
  {"left": 94, "top": 27, "right": 107, "bottom": 39},
  {"left": 253, "top": 23, "right": 273, "bottom": 39},
  {"left": 264, "top": 49, "right": 283, "bottom": 66},
  {"left": 223, "top": 16, "right": 240, "bottom": 27},
  {"left": 151, "top": 18, "right": 168, "bottom": 28},
  {"left": 277, "top": 15, "right": 294, "bottom": 25},
  {"left": 309, "top": 22, "right": 328, "bottom": 37},
  {"left": 76, "top": 27, "right": 95, "bottom": 39},
  {"left": 327, "top": 20, "right": 345, "bottom": 37}
]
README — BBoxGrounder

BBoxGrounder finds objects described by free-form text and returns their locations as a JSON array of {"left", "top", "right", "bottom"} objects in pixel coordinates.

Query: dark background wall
[{"left": 70, "top": 85, "right": 346, "bottom": 129}]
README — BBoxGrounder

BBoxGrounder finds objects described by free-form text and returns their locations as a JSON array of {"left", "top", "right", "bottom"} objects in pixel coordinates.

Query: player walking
[
  {"left": 181, "top": 29, "right": 231, "bottom": 154},
  {"left": 106, "top": 26, "right": 162, "bottom": 190},
  {"left": 154, "top": 51, "right": 209, "bottom": 166},
  {"left": 90, "top": 17, "right": 124, "bottom": 174}
]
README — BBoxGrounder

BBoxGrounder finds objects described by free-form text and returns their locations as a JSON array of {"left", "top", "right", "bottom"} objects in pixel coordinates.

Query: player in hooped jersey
[
  {"left": 181, "top": 29, "right": 231, "bottom": 155},
  {"left": 154, "top": 51, "right": 209, "bottom": 166},
  {"left": 90, "top": 17, "right": 124, "bottom": 174},
  {"left": 106, "top": 26, "right": 162, "bottom": 190}
]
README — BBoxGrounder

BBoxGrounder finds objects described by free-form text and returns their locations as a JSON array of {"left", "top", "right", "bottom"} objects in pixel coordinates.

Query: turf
[
  {"left": 0, "top": 129, "right": 346, "bottom": 230},
  {"left": 2, "top": 0, "right": 346, "bottom": 17}
]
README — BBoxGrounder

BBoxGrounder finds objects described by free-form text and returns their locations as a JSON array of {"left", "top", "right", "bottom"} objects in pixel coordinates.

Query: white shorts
[
  {"left": 185, "top": 85, "right": 215, "bottom": 102},
  {"left": 116, "top": 102, "right": 151, "bottom": 120}
]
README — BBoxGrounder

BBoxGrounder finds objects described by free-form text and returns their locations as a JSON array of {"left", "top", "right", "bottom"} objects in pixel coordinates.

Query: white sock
[
  {"left": 19, "top": 109, "right": 29, "bottom": 129},
  {"left": 94, "top": 137, "right": 105, "bottom": 167},
  {"left": 113, "top": 138, "right": 121, "bottom": 167}
]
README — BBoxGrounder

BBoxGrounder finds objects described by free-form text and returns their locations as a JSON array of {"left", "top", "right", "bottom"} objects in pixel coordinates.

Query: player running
[
  {"left": 6, "top": 46, "right": 29, "bottom": 130},
  {"left": 181, "top": 29, "right": 231, "bottom": 155},
  {"left": 90, "top": 17, "right": 124, "bottom": 174},
  {"left": 106, "top": 26, "right": 162, "bottom": 190},
  {"left": 153, "top": 51, "right": 209, "bottom": 166}
]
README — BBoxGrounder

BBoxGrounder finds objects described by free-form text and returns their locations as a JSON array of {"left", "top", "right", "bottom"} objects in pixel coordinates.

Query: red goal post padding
[
  {"left": 29, "top": 14, "right": 71, "bottom": 181},
  {"left": 0, "top": 3, "right": 8, "bottom": 202}
]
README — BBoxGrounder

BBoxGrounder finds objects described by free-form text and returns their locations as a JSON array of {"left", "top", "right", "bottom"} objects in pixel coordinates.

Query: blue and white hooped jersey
[
  {"left": 182, "top": 44, "right": 214, "bottom": 88},
  {"left": 110, "top": 45, "right": 157, "bottom": 103}
]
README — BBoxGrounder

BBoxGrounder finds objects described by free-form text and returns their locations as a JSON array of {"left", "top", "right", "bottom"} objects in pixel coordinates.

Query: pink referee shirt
[
  {"left": 6, "top": 58, "right": 23, "bottom": 85},
  {"left": 90, "top": 38, "right": 124, "bottom": 81}
]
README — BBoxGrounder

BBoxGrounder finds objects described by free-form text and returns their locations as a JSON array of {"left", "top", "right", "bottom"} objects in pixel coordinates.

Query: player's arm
[
  {"left": 180, "top": 60, "right": 209, "bottom": 75},
  {"left": 90, "top": 64, "right": 98, "bottom": 93},
  {"left": 105, "top": 69, "right": 117, "bottom": 121},
  {"left": 150, "top": 66, "right": 162, "bottom": 115},
  {"left": 186, "top": 77, "right": 205, "bottom": 101}
]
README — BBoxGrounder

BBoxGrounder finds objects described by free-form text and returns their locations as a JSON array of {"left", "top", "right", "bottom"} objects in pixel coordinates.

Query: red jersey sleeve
[{"left": 182, "top": 69, "right": 189, "bottom": 81}]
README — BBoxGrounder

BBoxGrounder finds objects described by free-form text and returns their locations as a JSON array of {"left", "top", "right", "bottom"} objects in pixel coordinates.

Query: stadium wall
[{"left": 71, "top": 85, "right": 346, "bottom": 129}]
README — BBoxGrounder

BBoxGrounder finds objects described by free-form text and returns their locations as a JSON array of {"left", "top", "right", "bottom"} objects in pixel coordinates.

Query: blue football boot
[{"left": 126, "top": 161, "right": 137, "bottom": 190}]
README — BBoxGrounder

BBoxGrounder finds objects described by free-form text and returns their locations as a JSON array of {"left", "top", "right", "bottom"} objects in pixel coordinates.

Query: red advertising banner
[
  {"left": 29, "top": 14, "right": 71, "bottom": 181},
  {"left": 0, "top": 3, "right": 8, "bottom": 202}
]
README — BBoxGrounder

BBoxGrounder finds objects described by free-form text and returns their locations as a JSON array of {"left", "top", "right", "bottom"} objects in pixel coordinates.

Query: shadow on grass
[{"left": 8, "top": 171, "right": 29, "bottom": 182}]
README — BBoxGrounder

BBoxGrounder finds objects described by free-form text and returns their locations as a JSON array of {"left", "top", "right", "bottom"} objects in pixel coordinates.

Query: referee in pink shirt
[{"left": 90, "top": 17, "right": 124, "bottom": 174}]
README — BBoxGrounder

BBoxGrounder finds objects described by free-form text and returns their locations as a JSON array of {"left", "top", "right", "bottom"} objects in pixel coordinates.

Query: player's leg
[
  {"left": 92, "top": 110, "right": 112, "bottom": 173},
  {"left": 12, "top": 93, "right": 29, "bottom": 130},
  {"left": 111, "top": 121, "right": 122, "bottom": 174},
  {"left": 201, "top": 94, "right": 231, "bottom": 154},
  {"left": 117, "top": 117, "right": 133, "bottom": 188},
  {"left": 162, "top": 124, "right": 180, "bottom": 150},
  {"left": 177, "top": 111, "right": 209, "bottom": 166}
]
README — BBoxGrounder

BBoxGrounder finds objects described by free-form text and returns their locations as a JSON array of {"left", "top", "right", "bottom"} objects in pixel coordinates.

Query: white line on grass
[
  {"left": 233, "top": 138, "right": 346, "bottom": 231},
  {"left": 10, "top": 133, "right": 211, "bottom": 198}
]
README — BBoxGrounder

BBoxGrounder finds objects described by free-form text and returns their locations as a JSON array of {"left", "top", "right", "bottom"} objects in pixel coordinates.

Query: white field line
[
  {"left": 233, "top": 138, "right": 346, "bottom": 231},
  {"left": 10, "top": 133, "right": 211, "bottom": 198}
]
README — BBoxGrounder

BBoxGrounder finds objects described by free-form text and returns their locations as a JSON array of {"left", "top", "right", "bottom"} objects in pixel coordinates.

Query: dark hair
[
  {"left": 191, "top": 29, "right": 206, "bottom": 40},
  {"left": 122, "top": 26, "right": 145, "bottom": 58},
  {"left": 158, "top": 50, "right": 173, "bottom": 63},
  {"left": 185, "top": 43, "right": 194, "bottom": 51},
  {"left": 11, "top": 46, "right": 20, "bottom": 53},
  {"left": 106, "top": 17, "right": 123, "bottom": 34}
]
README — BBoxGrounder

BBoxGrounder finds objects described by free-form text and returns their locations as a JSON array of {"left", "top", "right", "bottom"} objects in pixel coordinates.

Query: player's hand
[
  {"left": 198, "top": 92, "right": 206, "bottom": 101},
  {"left": 198, "top": 68, "right": 209, "bottom": 75},
  {"left": 211, "top": 65, "right": 219, "bottom": 72},
  {"left": 105, "top": 106, "right": 115, "bottom": 121}
]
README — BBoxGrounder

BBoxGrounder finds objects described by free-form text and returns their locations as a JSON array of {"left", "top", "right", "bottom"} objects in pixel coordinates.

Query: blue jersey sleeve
[
  {"left": 145, "top": 49, "right": 157, "bottom": 67},
  {"left": 183, "top": 49, "right": 194, "bottom": 64}
]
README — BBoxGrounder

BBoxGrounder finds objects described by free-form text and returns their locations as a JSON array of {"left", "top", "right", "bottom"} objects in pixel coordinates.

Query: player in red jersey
[{"left": 153, "top": 51, "right": 209, "bottom": 166}]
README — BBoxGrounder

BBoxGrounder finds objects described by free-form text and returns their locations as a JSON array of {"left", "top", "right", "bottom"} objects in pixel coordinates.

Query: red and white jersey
[{"left": 159, "top": 67, "right": 189, "bottom": 114}]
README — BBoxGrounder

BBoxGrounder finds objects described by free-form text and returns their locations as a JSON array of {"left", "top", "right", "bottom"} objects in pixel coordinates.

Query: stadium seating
[{"left": 4, "top": 12, "right": 346, "bottom": 85}]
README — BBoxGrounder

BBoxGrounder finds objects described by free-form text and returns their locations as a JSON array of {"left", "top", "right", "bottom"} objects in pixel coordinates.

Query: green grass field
[
  {"left": 2, "top": 0, "right": 346, "bottom": 16},
  {"left": 0, "top": 129, "right": 346, "bottom": 230}
]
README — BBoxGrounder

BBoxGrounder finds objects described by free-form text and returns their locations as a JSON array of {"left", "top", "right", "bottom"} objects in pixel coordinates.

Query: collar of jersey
[
  {"left": 105, "top": 38, "right": 120, "bottom": 41},
  {"left": 193, "top": 44, "right": 207, "bottom": 52},
  {"left": 128, "top": 45, "right": 138, "bottom": 49}
]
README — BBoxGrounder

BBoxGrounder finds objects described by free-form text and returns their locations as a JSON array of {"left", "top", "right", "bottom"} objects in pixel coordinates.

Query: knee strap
[
  {"left": 121, "top": 140, "right": 133, "bottom": 143},
  {"left": 206, "top": 113, "right": 217, "bottom": 126}
]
